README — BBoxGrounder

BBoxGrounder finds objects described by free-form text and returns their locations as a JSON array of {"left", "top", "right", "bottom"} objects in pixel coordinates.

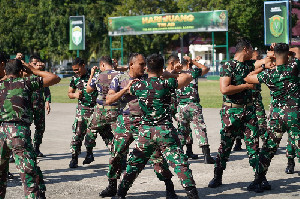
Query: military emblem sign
[
  {"left": 264, "top": 1, "right": 289, "bottom": 45},
  {"left": 69, "top": 16, "right": 85, "bottom": 50}
]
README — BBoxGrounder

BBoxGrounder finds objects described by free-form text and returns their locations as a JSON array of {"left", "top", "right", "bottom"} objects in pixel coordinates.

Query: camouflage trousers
[
  {"left": 286, "top": 133, "right": 298, "bottom": 159},
  {"left": 215, "top": 105, "right": 260, "bottom": 171},
  {"left": 258, "top": 106, "right": 300, "bottom": 175},
  {"left": 84, "top": 105, "right": 118, "bottom": 150},
  {"left": 70, "top": 105, "right": 94, "bottom": 155},
  {"left": 119, "top": 124, "right": 196, "bottom": 191},
  {"left": 175, "top": 103, "right": 209, "bottom": 147},
  {"left": 32, "top": 102, "right": 45, "bottom": 146},
  {"left": 0, "top": 123, "right": 45, "bottom": 199},
  {"left": 108, "top": 115, "right": 173, "bottom": 181}
]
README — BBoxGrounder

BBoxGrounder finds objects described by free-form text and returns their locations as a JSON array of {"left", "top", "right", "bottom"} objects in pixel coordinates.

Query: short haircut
[
  {"left": 128, "top": 53, "right": 143, "bottom": 65},
  {"left": 235, "top": 38, "right": 252, "bottom": 53},
  {"left": 181, "top": 59, "right": 188, "bottom": 67},
  {"left": 0, "top": 51, "right": 9, "bottom": 64},
  {"left": 146, "top": 54, "right": 164, "bottom": 73},
  {"left": 274, "top": 43, "right": 289, "bottom": 55},
  {"left": 167, "top": 55, "right": 179, "bottom": 64},
  {"left": 72, "top": 57, "right": 85, "bottom": 66},
  {"left": 29, "top": 55, "right": 40, "bottom": 63},
  {"left": 5, "top": 59, "right": 23, "bottom": 75},
  {"left": 99, "top": 56, "right": 113, "bottom": 66}
]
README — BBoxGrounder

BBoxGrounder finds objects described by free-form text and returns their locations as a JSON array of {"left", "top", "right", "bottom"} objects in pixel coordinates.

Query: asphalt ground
[{"left": 6, "top": 103, "right": 300, "bottom": 199}]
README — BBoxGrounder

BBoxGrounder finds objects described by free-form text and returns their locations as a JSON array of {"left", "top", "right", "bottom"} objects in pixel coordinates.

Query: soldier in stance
[
  {"left": 68, "top": 57, "right": 97, "bottom": 168},
  {"left": 82, "top": 56, "right": 122, "bottom": 165},
  {"left": 245, "top": 43, "right": 300, "bottom": 188},
  {"left": 175, "top": 56, "right": 214, "bottom": 164},
  {"left": 116, "top": 54, "right": 199, "bottom": 199},
  {"left": 0, "top": 59, "right": 60, "bottom": 198},
  {"left": 208, "top": 39, "right": 269, "bottom": 193}
]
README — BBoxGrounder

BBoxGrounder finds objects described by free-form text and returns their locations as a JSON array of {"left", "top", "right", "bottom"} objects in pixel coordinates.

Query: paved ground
[{"left": 6, "top": 103, "right": 300, "bottom": 199}]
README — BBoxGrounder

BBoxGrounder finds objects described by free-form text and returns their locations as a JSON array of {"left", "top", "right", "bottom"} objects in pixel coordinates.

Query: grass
[{"left": 50, "top": 77, "right": 272, "bottom": 109}]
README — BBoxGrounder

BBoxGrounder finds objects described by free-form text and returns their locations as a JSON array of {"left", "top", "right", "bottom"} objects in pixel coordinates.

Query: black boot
[
  {"left": 247, "top": 173, "right": 264, "bottom": 193},
  {"left": 40, "top": 191, "right": 46, "bottom": 199},
  {"left": 9, "top": 154, "right": 15, "bottom": 163},
  {"left": 8, "top": 172, "right": 14, "bottom": 179},
  {"left": 261, "top": 175, "right": 271, "bottom": 190},
  {"left": 116, "top": 184, "right": 128, "bottom": 199},
  {"left": 185, "top": 187, "right": 199, "bottom": 199},
  {"left": 99, "top": 179, "right": 117, "bottom": 198},
  {"left": 233, "top": 138, "right": 242, "bottom": 151},
  {"left": 186, "top": 144, "right": 198, "bottom": 159},
  {"left": 202, "top": 145, "right": 215, "bottom": 164},
  {"left": 164, "top": 179, "right": 178, "bottom": 199},
  {"left": 285, "top": 158, "right": 295, "bottom": 174},
  {"left": 83, "top": 147, "right": 94, "bottom": 165},
  {"left": 34, "top": 144, "right": 44, "bottom": 157},
  {"left": 208, "top": 168, "right": 223, "bottom": 188},
  {"left": 69, "top": 154, "right": 78, "bottom": 168}
]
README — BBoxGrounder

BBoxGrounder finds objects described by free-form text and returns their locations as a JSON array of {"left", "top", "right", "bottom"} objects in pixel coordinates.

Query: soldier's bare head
[
  {"left": 5, "top": 59, "right": 23, "bottom": 76},
  {"left": 274, "top": 43, "right": 289, "bottom": 60},
  {"left": 128, "top": 53, "right": 145, "bottom": 78},
  {"left": 72, "top": 57, "right": 86, "bottom": 77},
  {"left": 16, "top": 53, "right": 24, "bottom": 60},
  {"left": 167, "top": 55, "right": 180, "bottom": 70},
  {"left": 235, "top": 38, "right": 253, "bottom": 60},
  {"left": 146, "top": 54, "right": 164, "bottom": 74},
  {"left": 99, "top": 56, "right": 113, "bottom": 72}
]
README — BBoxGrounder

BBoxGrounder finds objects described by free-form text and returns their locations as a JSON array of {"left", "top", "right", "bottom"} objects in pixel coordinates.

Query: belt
[
  {"left": 223, "top": 102, "right": 253, "bottom": 108},
  {"left": 97, "top": 104, "right": 118, "bottom": 110}
]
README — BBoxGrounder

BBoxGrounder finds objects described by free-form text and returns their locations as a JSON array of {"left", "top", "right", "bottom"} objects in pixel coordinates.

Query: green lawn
[{"left": 50, "top": 77, "right": 272, "bottom": 109}]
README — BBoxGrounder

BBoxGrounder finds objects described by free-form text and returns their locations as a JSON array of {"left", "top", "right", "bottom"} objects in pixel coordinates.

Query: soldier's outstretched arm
[
  {"left": 191, "top": 58, "right": 210, "bottom": 75},
  {"left": 177, "top": 73, "right": 193, "bottom": 89}
]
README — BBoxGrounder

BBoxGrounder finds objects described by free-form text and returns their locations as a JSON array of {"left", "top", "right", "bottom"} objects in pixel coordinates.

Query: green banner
[
  {"left": 108, "top": 11, "right": 228, "bottom": 36},
  {"left": 69, "top": 16, "right": 85, "bottom": 50},
  {"left": 264, "top": 1, "right": 289, "bottom": 45}
]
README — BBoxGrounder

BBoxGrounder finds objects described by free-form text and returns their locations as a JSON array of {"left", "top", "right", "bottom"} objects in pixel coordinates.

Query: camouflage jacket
[
  {"left": 176, "top": 67, "right": 202, "bottom": 105},
  {"left": 90, "top": 69, "right": 122, "bottom": 106},
  {"left": 31, "top": 75, "right": 51, "bottom": 108},
  {"left": 130, "top": 77, "right": 178, "bottom": 125},
  {"left": 220, "top": 60, "right": 255, "bottom": 105},
  {"left": 110, "top": 72, "right": 146, "bottom": 116},
  {"left": 70, "top": 71, "right": 97, "bottom": 108},
  {"left": 257, "top": 59, "right": 300, "bottom": 107},
  {"left": 0, "top": 76, "right": 43, "bottom": 124}
]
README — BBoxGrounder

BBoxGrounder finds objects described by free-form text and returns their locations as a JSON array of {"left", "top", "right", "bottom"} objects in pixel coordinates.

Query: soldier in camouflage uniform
[
  {"left": 29, "top": 56, "right": 51, "bottom": 157},
  {"left": 208, "top": 39, "right": 268, "bottom": 192},
  {"left": 82, "top": 56, "right": 122, "bottom": 165},
  {"left": 0, "top": 59, "right": 60, "bottom": 199},
  {"left": 245, "top": 43, "right": 300, "bottom": 189},
  {"left": 68, "top": 57, "right": 98, "bottom": 168},
  {"left": 175, "top": 56, "right": 215, "bottom": 164},
  {"left": 116, "top": 54, "right": 199, "bottom": 199},
  {"left": 100, "top": 53, "right": 177, "bottom": 199}
]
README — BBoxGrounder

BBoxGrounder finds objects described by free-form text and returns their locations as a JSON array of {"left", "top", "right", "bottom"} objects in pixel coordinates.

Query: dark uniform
[{"left": 0, "top": 76, "right": 46, "bottom": 198}]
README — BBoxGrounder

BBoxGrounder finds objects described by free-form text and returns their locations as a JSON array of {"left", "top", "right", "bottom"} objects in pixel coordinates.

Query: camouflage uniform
[
  {"left": 117, "top": 77, "right": 196, "bottom": 191},
  {"left": 32, "top": 74, "right": 51, "bottom": 146},
  {"left": 215, "top": 60, "right": 260, "bottom": 171},
  {"left": 257, "top": 59, "right": 300, "bottom": 175},
  {"left": 0, "top": 76, "right": 46, "bottom": 199},
  {"left": 84, "top": 70, "right": 122, "bottom": 151},
  {"left": 175, "top": 67, "right": 210, "bottom": 147},
  {"left": 107, "top": 73, "right": 172, "bottom": 181},
  {"left": 69, "top": 72, "right": 97, "bottom": 155}
]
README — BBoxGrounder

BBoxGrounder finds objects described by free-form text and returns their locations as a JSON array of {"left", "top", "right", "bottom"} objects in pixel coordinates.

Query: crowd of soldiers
[{"left": 0, "top": 39, "right": 299, "bottom": 199}]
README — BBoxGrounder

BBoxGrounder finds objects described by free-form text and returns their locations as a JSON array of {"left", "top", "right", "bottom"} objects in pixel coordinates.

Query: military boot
[
  {"left": 186, "top": 144, "right": 198, "bottom": 159},
  {"left": 99, "top": 179, "right": 117, "bottom": 197},
  {"left": 8, "top": 172, "right": 14, "bottom": 179},
  {"left": 208, "top": 168, "right": 223, "bottom": 188},
  {"left": 202, "top": 145, "right": 215, "bottom": 164},
  {"left": 185, "top": 187, "right": 199, "bottom": 199},
  {"left": 233, "top": 138, "right": 242, "bottom": 151},
  {"left": 116, "top": 184, "right": 128, "bottom": 199},
  {"left": 285, "top": 158, "right": 295, "bottom": 174},
  {"left": 83, "top": 147, "right": 94, "bottom": 165},
  {"left": 247, "top": 173, "right": 264, "bottom": 193},
  {"left": 40, "top": 191, "right": 46, "bottom": 199},
  {"left": 164, "top": 179, "right": 178, "bottom": 199},
  {"left": 69, "top": 154, "right": 78, "bottom": 168},
  {"left": 9, "top": 154, "right": 15, "bottom": 163},
  {"left": 34, "top": 144, "right": 44, "bottom": 157},
  {"left": 261, "top": 175, "right": 271, "bottom": 190}
]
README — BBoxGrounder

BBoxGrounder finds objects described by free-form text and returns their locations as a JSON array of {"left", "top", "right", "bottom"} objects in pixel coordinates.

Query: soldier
[
  {"left": 208, "top": 39, "right": 268, "bottom": 192},
  {"left": 68, "top": 57, "right": 98, "bottom": 168},
  {"left": 175, "top": 56, "right": 214, "bottom": 164},
  {"left": 82, "top": 56, "right": 122, "bottom": 165},
  {"left": 29, "top": 55, "right": 51, "bottom": 157},
  {"left": 116, "top": 54, "right": 199, "bottom": 199},
  {"left": 245, "top": 43, "right": 300, "bottom": 188},
  {"left": 0, "top": 59, "right": 60, "bottom": 198}
]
